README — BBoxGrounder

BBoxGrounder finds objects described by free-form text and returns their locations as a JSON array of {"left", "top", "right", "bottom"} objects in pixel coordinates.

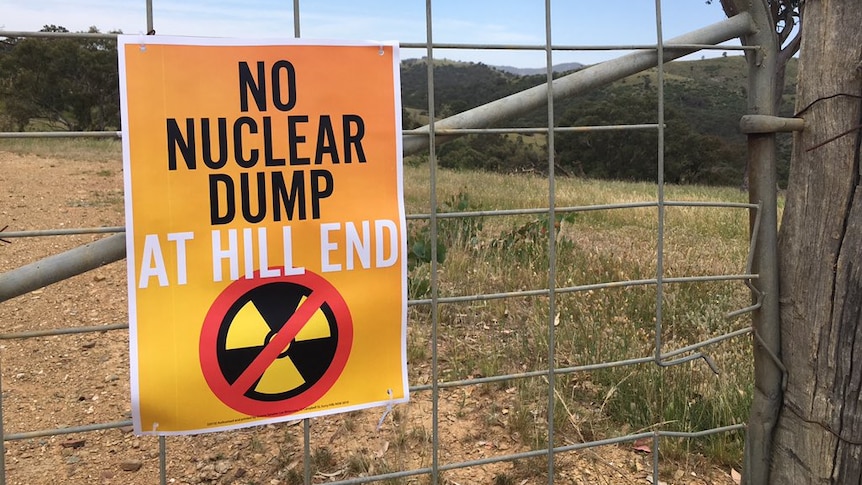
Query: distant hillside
[
  {"left": 399, "top": 56, "right": 797, "bottom": 186},
  {"left": 400, "top": 58, "right": 548, "bottom": 119},
  {"left": 491, "top": 62, "right": 586, "bottom": 76}
]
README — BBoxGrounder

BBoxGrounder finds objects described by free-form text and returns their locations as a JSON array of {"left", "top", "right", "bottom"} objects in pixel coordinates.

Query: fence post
[{"left": 728, "top": 1, "right": 783, "bottom": 483}]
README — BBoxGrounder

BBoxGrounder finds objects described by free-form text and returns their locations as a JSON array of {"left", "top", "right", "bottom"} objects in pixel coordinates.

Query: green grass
[
  {"left": 403, "top": 162, "right": 755, "bottom": 467},
  {"left": 0, "top": 137, "right": 122, "bottom": 162}
]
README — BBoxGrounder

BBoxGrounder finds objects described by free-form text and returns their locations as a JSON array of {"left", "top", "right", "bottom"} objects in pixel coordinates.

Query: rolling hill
[{"left": 399, "top": 56, "right": 797, "bottom": 186}]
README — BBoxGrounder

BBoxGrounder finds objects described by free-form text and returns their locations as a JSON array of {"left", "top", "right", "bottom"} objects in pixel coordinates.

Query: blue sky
[{"left": 2, "top": 0, "right": 738, "bottom": 67}]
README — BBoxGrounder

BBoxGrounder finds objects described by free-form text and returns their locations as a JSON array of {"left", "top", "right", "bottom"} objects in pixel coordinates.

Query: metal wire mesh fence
[{"left": 0, "top": 1, "right": 778, "bottom": 483}]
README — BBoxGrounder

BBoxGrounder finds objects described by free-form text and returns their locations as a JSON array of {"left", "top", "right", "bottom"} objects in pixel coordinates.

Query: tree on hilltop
[{"left": 0, "top": 25, "right": 120, "bottom": 131}]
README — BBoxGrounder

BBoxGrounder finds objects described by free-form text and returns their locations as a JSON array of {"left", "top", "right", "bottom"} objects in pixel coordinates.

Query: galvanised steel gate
[{"left": 0, "top": 1, "right": 786, "bottom": 483}]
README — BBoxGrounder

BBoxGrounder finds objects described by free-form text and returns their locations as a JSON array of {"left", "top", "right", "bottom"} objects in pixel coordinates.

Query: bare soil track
[{"left": 0, "top": 150, "right": 737, "bottom": 484}]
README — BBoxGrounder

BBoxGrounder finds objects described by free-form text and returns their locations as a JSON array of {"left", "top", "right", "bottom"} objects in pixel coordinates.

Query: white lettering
[
  {"left": 212, "top": 229, "right": 239, "bottom": 282},
  {"left": 258, "top": 227, "right": 281, "bottom": 278},
  {"left": 281, "top": 226, "right": 305, "bottom": 276},
  {"left": 375, "top": 219, "right": 398, "bottom": 268},
  {"left": 139, "top": 234, "right": 168, "bottom": 288},
  {"left": 320, "top": 222, "right": 342, "bottom": 272},
  {"left": 166, "top": 232, "right": 194, "bottom": 285},
  {"left": 346, "top": 220, "right": 371, "bottom": 270}
]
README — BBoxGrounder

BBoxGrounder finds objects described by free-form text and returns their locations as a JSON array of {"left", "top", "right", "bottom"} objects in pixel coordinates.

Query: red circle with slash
[{"left": 200, "top": 270, "right": 353, "bottom": 417}]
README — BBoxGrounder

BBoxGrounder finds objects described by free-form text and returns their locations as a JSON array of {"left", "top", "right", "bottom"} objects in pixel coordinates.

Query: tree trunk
[{"left": 772, "top": 0, "right": 862, "bottom": 482}]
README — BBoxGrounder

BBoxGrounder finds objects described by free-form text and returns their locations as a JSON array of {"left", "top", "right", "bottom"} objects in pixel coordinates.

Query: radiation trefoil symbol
[{"left": 200, "top": 270, "right": 353, "bottom": 417}]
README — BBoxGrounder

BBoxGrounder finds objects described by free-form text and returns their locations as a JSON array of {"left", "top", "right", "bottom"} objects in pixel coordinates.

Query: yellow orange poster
[{"left": 118, "top": 35, "right": 408, "bottom": 435}]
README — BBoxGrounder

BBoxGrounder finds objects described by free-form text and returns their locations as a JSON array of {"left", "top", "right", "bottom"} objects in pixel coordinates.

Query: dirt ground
[{"left": 0, "top": 150, "right": 740, "bottom": 484}]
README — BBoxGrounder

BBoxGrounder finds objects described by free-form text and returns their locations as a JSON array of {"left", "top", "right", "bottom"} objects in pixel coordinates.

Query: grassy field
[
  {"left": 2, "top": 137, "right": 756, "bottom": 472},
  {"left": 402, "top": 162, "right": 755, "bottom": 467},
  {"left": 0, "top": 136, "right": 123, "bottom": 162}
]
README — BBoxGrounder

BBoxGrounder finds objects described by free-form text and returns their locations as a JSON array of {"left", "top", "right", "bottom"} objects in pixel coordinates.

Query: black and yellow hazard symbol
[{"left": 200, "top": 271, "right": 353, "bottom": 416}]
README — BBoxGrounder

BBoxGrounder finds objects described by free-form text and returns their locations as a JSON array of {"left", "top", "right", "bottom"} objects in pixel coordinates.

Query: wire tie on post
[
  {"left": 0, "top": 225, "right": 10, "bottom": 245},
  {"left": 701, "top": 354, "right": 720, "bottom": 375},
  {"left": 376, "top": 389, "right": 395, "bottom": 431},
  {"left": 753, "top": 328, "right": 788, "bottom": 392}
]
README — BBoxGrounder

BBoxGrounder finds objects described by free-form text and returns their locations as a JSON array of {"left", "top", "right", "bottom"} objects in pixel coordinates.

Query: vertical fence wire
[
  {"left": 293, "top": 0, "right": 301, "bottom": 38},
  {"left": 291, "top": 3, "right": 314, "bottom": 484},
  {"left": 0, "top": 311, "right": 5, "bottom": 484},
  {"left": 423, "top": 1, "right": 441, "bottom": 483},
  {"left": 146, "top": 0, "right": 154, "bottom": 34},
  {"left": 652, "top": 1, "right": 667, "bottom": 482},
  {"left": 304, "top": 419, "right": 312, "bottom": 485},
  {"left": 146, "top": 2, "right": 168, "bottom": 483},
  {"left": 287, "top": 4, "right": 315, "bottom": 484},
  {"left": 542, "top": 0, "right": 557, "bottom": 482},
  {"left": 159, "top": 435, "right": 167, "bottom": 485}
]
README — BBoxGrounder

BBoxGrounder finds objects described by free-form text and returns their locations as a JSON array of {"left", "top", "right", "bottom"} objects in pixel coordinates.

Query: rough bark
[{"left": 772, "top": 0, "right": 862, "bottom": 482}]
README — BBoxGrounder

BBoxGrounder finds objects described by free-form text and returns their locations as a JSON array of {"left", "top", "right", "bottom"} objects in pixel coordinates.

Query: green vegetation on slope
[
  {"left": 0, "top": 28, "right": 795, "bottom": 186},
  {"left": 402, "top": 56, "right": 795, "bottom": 187},
  {"left": 0, "top": 25, "right": 120, "bottom": 132}
]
